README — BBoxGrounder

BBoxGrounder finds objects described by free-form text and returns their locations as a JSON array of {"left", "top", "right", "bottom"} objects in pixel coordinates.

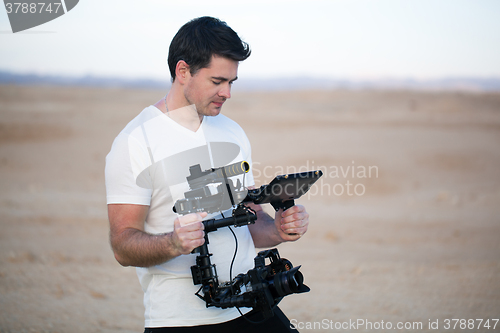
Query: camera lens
[{"left": 270, "top": 266, "right": 309, "bottom": 297}]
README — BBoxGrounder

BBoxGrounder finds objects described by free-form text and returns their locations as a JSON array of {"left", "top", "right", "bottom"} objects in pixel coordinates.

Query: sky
[{"left": 1, "top": 0, "right": 500, "bottom": 83}]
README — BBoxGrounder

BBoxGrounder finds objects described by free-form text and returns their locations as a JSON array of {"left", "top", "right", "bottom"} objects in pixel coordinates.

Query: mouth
[{"left": 212, "top": 101, "right": 225, "bottom": 108}]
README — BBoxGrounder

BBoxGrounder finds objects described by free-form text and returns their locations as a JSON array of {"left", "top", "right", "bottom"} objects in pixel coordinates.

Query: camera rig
[{"left": 173, "top": 161, "right": 322, "bottom": 318}]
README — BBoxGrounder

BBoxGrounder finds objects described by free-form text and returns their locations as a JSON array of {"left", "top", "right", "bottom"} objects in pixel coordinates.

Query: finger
[
  {"left": 281, "top": 212, "right": 308, "bottom": 224},
  {"left": 282, "top": 224, "right": 307, "bottom": 235},
  {"left": 182, "top": 222, "right": 205, "bottom": 234},
  {"left": 281, "top": 210, "right": 309, "bottom": 227},
  {"left": 177, "top": 228, "right": 205, "bottom": 247},
  {"left": 180, "top": 226, "right": 205, "bottom": 239},
  {"left": 174, "top": 220, "right": 203, "bottom": 236},
  {"left": 179, "top": 212, "right": 207, "bottom": 227},
  {"left": 281, "top": 228, "right": 303, "bottom": 240},
  {"left": 283, "top": 227, "right": 307, "bottom": 239},
  {"left": 281, "top": 205, "right": 304, "bottom": 218},
  {"left": 281, "top": 218, "right": 309, "bottom": 234},
  {"left": 178, "top": 213, "right": 197, "bottom": 227},
  {"left": 281, "top": 221, "right": 303, "bottom": 233},
  {"left": 189, "top": 237, "right": 205, "bottom": 249}
]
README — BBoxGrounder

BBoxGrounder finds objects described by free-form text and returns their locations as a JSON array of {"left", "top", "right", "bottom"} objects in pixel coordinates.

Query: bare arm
[
  {"left": 108, "top": 204, "right": 206, "bottom": 267},
  {"left": 247, "top": 202, "right": 309, "bottom": 248}
]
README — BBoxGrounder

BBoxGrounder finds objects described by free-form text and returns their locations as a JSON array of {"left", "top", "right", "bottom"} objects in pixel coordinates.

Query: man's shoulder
[
  {"left": 119, "top": 105, "right": 160, "bottom": 136},
  {"left": 109, "top": 105, "right": 161, "bottom": 152}
]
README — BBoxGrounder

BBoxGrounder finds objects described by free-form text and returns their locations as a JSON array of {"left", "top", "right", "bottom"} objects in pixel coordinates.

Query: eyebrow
[{"left": 211, "top": 76, "right": 238, "bottom": 83}]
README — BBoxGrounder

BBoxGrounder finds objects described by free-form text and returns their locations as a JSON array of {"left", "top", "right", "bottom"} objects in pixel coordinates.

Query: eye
[{"left": 212, "top": 80, "right": 221, "bottom": 85}]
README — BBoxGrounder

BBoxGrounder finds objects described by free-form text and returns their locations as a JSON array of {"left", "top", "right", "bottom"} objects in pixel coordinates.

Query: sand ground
[{"left": 0, "top": 85, "right": 499, "bottom": 332}]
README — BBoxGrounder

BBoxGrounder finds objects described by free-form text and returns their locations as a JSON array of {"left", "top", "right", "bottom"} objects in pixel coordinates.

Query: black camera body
[
  {"left": 173, "top": 161, "right": 250, "bottom": 215},
  {"left": 210, "top": 248, "right": 310, "bottom": 318},
  {"left": 173, "top": 162, "right": 322, "bottom": 319}
]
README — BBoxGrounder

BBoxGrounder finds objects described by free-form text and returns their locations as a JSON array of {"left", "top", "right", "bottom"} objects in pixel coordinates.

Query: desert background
[{"left": 0, "top": 84, "right": 499, "bottom": 332}]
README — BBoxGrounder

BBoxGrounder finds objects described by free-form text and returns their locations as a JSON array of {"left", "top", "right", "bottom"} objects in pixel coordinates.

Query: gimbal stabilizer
[{"left": 173, "top": 161, "right": 322, "bottom": 318}]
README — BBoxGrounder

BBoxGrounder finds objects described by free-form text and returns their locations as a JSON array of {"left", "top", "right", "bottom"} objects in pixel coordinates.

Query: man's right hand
[{"left": 171, "top": 212, "right": 207, "bottom": 255}]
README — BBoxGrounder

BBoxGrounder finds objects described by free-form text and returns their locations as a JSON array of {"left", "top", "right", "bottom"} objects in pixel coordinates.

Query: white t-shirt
[{"left": 105, "top": 105, "right": 257, "bottom": 327}]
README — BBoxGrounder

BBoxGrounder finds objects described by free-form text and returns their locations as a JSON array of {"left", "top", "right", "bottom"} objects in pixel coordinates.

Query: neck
[{"left": 154, "top": 89, "right": 202, "bottom": 132}]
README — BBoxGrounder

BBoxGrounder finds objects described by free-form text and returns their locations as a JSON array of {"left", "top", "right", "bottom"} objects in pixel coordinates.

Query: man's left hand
[{"left": 275, "top": 204, "right": 309, "bottom": 242}]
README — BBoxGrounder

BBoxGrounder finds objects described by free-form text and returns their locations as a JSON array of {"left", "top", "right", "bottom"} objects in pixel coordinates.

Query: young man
[{"left": 105, "top": 17, "right": 309, "bottom": 332}]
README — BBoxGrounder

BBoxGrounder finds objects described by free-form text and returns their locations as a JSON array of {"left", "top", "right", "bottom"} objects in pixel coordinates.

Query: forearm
[
  {"left": 111, "top": 228, "right": 180, "bottom": 268},
  {"left": 108, "top": 204, "right": 206, "bottom": 268},
  {"left": 248, "top": 205, "right": 283, "bottom": 248},
  {"left": 247, "top": 202, "right": 309, "bottom": 248}
]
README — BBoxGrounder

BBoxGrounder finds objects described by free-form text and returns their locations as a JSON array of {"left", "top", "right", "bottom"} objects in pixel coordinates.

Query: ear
[{"left": 175, "top": 60, "right": 190, "bottom": 84}]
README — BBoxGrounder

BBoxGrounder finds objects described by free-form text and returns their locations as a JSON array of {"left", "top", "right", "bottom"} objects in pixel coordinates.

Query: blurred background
[
  {"left": 1, "top": 1, "right": 499, "bottom": 332},
  {"left": 2, "top": 0, "right": 500, "bottom": 86}
]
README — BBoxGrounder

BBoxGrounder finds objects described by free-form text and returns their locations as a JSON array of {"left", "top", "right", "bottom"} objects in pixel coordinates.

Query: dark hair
[{"left": 168, "top": 16, "right": 251, "bottom": 81}]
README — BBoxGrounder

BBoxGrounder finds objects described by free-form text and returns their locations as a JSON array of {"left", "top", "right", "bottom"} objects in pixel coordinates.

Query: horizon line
[{"left": 1, "top": 70, "right": 500, "bottom": 92}]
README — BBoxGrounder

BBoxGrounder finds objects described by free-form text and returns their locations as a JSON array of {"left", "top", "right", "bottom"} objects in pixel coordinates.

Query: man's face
[{"left": 183, "top": 55, "right": 238, "bottom": 118}]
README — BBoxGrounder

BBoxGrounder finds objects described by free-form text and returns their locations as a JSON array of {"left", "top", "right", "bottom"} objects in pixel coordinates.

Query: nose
[{"left": 218, "top": 83, "right": 231, "bottom": 100}]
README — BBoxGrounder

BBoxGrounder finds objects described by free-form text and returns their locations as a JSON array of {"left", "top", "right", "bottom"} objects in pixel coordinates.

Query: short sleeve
[{"left": 105, "top": 133, "right": 153, "bottom": 205}]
